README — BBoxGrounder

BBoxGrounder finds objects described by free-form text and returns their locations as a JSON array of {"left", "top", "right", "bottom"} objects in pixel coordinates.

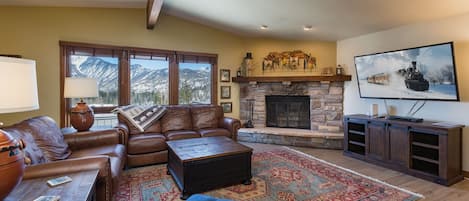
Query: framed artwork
[
  {"left": 220, "top": 102, "right": 232, "bottom": 113},
  {"left": 220, "top": 69, "right": 230, "bottom": 82},
  {"left": 262, "top": 50, "right": 317, "bottom": 73},
  {"left": 221, "top": 86, "right": 231, "bottom": 99}
]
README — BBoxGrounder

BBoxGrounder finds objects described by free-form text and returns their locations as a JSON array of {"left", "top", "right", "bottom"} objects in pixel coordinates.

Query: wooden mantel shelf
[{"left": 232, "top": 75, "right": 351, "bottom": 83}]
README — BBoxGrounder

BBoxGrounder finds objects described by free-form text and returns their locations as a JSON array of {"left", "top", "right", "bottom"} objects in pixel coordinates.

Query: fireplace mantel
[{"left": 232, "top": 75, "right": 351, "bottom": 83}]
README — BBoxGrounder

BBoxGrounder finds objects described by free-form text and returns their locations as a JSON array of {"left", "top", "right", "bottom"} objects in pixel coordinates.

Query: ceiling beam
[{"left": 146, "top": 0, "right": 164, "bottom": 29}]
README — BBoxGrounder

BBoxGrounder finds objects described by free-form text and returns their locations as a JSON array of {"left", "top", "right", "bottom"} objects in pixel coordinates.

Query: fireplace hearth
[{"left": 266, "top": 95, "right": 310, "bottom": 129}]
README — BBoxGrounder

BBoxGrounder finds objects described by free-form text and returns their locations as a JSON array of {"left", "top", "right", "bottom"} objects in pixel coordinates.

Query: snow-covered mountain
[{"left": 70, "top": 56, "right": 211, "bottom": 104}]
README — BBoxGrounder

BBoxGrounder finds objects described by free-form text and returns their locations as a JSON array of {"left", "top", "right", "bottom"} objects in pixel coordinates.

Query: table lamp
[
  {"left": 64, "top": 77, "right": 98, "bottom": 131},
  {"left": 0, "top": 56, "right": 39, "bottom": 200}
]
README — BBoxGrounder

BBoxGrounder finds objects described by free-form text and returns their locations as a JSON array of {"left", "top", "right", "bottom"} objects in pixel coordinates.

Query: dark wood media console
[{"left": 344, "top": 114, "right": 464, "bottom": 186}]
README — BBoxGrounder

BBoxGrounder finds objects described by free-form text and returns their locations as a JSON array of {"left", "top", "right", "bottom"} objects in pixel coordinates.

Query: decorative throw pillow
[{"left": 113, "top": 105, "right": 167, "bottom": 132}]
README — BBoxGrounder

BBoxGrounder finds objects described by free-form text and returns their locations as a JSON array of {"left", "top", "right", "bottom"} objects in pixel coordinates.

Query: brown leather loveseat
[
  {"left": 116, "top": 104, "right": 241, "bottom": 167},
  {"left": 3, "top": 116, "right": 126, "bottom": 201}
]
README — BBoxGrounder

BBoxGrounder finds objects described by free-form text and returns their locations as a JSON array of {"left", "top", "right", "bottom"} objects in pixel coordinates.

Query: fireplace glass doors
[{"left": 265, "top": 95, "right": 310, "bottom": 129}]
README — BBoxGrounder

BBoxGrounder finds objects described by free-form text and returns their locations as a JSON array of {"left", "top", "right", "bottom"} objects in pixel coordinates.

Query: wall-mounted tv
[{"left": 354, "top": 42, "right": 459, "bottom": 101}]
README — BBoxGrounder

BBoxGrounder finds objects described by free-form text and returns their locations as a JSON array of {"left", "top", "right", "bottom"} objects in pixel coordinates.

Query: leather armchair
[{"left": 3, "top": 116, "right": 126, "bottom": 201}]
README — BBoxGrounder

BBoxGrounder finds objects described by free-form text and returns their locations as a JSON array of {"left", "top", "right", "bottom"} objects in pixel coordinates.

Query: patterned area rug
[{"left": 114, "top": 147, "right": 422, "bottom": 201}]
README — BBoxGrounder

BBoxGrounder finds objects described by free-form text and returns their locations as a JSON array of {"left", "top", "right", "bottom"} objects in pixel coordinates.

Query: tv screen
[{"left": 354, "top": 42, "right": 459, "bottom": 101}]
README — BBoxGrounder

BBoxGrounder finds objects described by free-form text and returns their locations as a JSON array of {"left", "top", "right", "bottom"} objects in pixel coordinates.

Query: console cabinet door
[
  {"left": 367, "top": 122, "right": 386, "bottom": 161},
  {"left": 388, "top": 124, "right": 409, "bottom": 168}
]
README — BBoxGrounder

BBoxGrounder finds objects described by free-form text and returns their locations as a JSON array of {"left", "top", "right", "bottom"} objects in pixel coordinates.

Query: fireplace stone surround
[{"left": 238, "top": 81, "right": 345, "bottom": 149}]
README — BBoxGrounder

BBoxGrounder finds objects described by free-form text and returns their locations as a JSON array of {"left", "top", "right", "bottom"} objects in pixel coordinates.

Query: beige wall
[
  {"left": 0, "top": 6, "right": 337, "bottom": 126},
  {"left": 0, "top": 6, "right": 245, "bottom": 125},
  {"left": 338, "top": 13, "right": 469, "bottom": 171}
]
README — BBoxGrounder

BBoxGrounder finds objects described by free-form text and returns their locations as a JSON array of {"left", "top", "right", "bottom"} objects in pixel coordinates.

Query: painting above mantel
[
  {"left": 262, "top": 50, "right": 317, "bottom": 73},
  {"left": 232, "top": 75, "right": 352, "bottom": 83}
]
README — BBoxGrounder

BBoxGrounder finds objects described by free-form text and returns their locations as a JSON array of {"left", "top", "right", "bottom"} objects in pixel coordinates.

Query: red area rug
[{"left": 114, "top": 147, "right": 422, "bottom": 201}]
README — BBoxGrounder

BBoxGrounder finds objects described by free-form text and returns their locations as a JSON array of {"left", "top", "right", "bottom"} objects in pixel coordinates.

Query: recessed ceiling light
[
  {"left": 303, "top": 25, "right": 314, "bottom": 31},
  {"left": 260, "top": 25, "right": 269, "bottom": 30}
]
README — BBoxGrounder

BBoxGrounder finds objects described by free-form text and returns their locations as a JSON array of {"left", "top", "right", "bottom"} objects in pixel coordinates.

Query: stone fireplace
[
  {"left": 237, "top": 80, "right": 345, "bottom": 149},
  {"left": 239, "top": 81, "right": 344, "bottom": 132}
]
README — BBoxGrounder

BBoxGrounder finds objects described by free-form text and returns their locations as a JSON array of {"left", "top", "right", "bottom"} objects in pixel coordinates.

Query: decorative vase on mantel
[{"left": 241, "top": 52, "right": 253, "bottom": 77}]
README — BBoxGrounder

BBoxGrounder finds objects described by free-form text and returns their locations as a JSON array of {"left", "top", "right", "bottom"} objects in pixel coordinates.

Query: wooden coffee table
[
  {"left": 5, "top": 169, "right": 98, "bottom": 201},
  {"left": 166, "top": 136, "right": 253, "bottom": 200}
]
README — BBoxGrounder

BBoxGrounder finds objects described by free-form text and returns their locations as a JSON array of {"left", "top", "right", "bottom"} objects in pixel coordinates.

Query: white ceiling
[{"left": 2, "top": 0, "right": 469, "bottom": 41}]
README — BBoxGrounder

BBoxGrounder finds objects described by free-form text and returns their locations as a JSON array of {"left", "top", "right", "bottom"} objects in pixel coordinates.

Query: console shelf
[{"left": 343, "top": 114, "right": 464, "bottom": 186}]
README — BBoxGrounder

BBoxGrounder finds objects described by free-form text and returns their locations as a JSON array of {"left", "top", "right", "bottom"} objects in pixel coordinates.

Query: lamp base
[
  {"left": 70, "top": 102, "right": 94, "bottom": 132},
  {"left": 0, "top": 129, "right": 25, "bottom": 200}
]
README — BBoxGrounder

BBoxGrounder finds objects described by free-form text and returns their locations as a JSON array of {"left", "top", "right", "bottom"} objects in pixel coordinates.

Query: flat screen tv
[{"left": 354, "top": 42, "right": 459, "bottom": 101}]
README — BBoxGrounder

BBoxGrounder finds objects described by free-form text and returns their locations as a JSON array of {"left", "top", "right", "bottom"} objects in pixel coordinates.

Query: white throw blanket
[{"left": 112, "top": 105, "right": 167, "bottom": 132}]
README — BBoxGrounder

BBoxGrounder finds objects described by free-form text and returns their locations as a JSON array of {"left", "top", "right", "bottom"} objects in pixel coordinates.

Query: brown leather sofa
[
  {"left": 3, "top": 116, "right": 126, "bottom": 201},
  {"left": 116, "top": 104, "right": 241, "bottom": 167}
]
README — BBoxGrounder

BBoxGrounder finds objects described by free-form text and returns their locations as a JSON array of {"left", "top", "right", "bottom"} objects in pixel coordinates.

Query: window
[
  {"left": 130, "top": 53, "right": 170, "bottom": 105},
  {"left": 60, "top": 42, "right": 218, "bottom": 128},
  {"left": 69, "top": 55, "right": 119, "bottom": 107},
  {"left": 178, "top": 62, "right": 212, "bottom": 104}
]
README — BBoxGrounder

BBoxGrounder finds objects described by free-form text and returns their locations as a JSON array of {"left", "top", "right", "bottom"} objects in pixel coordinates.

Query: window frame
[{"left": 60, "top": 41, "right": 218, "bottom": 127}]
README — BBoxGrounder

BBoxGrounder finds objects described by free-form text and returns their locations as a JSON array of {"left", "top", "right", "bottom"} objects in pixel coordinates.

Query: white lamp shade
[
  {"left": 0, "top": 56, "right": 39, "bottom": 113},
  {"left": 64, "top": 77, "right": 98, "bottom": 98}
]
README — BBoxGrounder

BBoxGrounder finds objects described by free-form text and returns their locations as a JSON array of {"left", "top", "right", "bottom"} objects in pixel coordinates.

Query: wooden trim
[
  {"left": 59, "top": 46, "right": 66, "bottom": 127},
  {"left": 232, "top": 75, "right": 352, "bottom": 83},
  {"left": 146, "top": 0, "right": 163, "bottom": 29},
  {"left": 175, "top": 51, "right": 217, "bottom": 58},
  {"left": 119, "top": 50, "right": 130, "bottom": 106},
  {"left": 59, "top": 41, "right": 126, "bottom": 50},
  {"left": 212, "top": 61, "right": 218, "bottom": 105},
  {"left": 463, "top": 171, "right": 469, "bottom": 178},
  {"left": 59, "top": 41, "right": 173, "bottom": 56},
  {"left": 169, "top": 54, "right": 178, "bottom": 105}
]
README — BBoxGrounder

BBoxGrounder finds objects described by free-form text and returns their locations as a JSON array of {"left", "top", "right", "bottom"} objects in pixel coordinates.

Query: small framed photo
[
  {"left": 221, "top": 86, "right": 231, "bottom": 99},
  {"left": 220, "top": 69, "right": 230, "bottom": 82},
  {"left": 220, "top": 102, "right": 232, "bottom": 113}
]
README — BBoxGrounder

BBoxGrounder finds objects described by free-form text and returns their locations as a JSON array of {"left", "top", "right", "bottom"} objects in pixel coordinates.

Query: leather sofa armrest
[
  {"left": 221, "top": 117, "right": 241, "bottom": 141},
  {"left": 64, "top": 129, "right": 121, "bottom": 151},
  {"left": 24, "top": 156, "right": 111, "bottom": 180},
  {"left": 115, "top": 123, "right": 129, "bottom": 147}
]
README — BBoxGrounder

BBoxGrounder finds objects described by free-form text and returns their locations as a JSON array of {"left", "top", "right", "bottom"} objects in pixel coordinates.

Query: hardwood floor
[{"left": 242, "top": 142, "right": 469, "bottom": 201}]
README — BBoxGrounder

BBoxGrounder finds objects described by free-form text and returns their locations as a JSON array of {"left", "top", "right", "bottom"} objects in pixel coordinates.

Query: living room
[{"left": 1, "top": 0, "right": 469, "bottom": 200}]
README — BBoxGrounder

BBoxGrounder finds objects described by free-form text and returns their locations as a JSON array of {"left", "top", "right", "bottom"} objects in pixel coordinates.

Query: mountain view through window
[
  {"left": 70, "top": 55, "right": 119, "bottom": 107},
  {"left": 130, "top": 59, "right": 169, "bottom": 105},
  {"left": 179, "top": 62, "right": 212, "bottom": 104},
  {"left": 70, "top": 56, "right": 212, "bottom": 106}
]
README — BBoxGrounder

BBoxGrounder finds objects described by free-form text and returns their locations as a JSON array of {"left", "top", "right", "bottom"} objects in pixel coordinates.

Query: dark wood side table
[
  {"left": 5, "top": 169, "right": 99, "bottom": 201},
  {"left": 167, "top": 136, "right": 253, "bottom": 200}
]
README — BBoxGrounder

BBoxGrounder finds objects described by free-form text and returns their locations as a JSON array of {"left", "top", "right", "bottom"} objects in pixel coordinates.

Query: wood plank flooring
[{"left": 242, "top": 142, "right": 469, "bottom": 201}]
